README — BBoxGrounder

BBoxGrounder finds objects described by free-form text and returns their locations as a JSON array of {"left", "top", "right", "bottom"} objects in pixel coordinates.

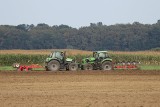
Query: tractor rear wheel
[
  {"left": 102, "top": 61, "right": 112, "bottom": 70},
  {"left": 69, "top": 63, "right": 78, "bottom": 71},
  {"left": 83, "top": 64, "right": 93, "bottom": 70},
  {"left": 47, "top": 60, "right": 60, "bottom": 71}
]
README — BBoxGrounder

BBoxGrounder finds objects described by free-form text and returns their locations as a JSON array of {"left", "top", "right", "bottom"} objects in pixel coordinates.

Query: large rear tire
[
  {"left": 102, "top": 61, "right": 112, "bottom": 70},
  {"left": 69, "top": 63, "right": 78, "bottom": 71},
  {"left": 83, "top": 64, "right": 93, "bottom": 70},
  {"left": 47, "top": 60, "right": 60, "bottom": 71}
]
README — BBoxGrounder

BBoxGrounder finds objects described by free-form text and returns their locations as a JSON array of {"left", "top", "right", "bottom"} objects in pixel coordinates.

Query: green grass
[
  {"left": 0, "top": 66, "right": 16, "bottom": 71},
  {"left": 140, "top": 65, "right": 160, "bottom": 70},
  {"left": 32, "top": 68, "right": 45, "bottom": 71}
]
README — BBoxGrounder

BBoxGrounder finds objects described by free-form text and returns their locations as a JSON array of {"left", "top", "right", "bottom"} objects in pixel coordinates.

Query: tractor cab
[
  {"left": 45, "top": 51, "right": 78, "bottom": 71},
  {"left": 93, "top": 51, "right": 110, "bottom": 61},
  {"left": 46, "top": 51, "right": 66, "bottom": 64},
  {"left": 81, "top": 51, "right": 113, "bottom": 70},
  {"left": 49, "top": 51, "right": 64, "bottom": 59}
]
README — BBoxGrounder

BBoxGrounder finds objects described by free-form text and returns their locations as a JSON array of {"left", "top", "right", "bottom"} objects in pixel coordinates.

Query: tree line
[{"left": 0, "top": 20, "right": 160, "bottom": 51}]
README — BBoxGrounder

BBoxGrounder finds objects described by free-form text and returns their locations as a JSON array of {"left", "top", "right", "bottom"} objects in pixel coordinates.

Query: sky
[{"left": 0, "top": 0, "right": 160, "bottom": 28}]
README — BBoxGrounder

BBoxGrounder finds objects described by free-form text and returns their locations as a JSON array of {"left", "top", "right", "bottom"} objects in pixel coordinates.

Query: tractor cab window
[
  {"left": 55, "top": 52, "right": 63, "bottom": 60},
  {"left": 49, "top": 53, "right": 52, "bottom": 57},
  {"left": 99, "top": 52, "right": 109, "bottom": 58},
  {"left": 49, "top": 52, "right": 55, "bottom": 58},
  {"left": 93, "top": 52, "right": 98, "bottom": 59},
  {"left": 99, "top": 52, "right": 106, "bottom": 58},
  {"left": 105, "top": 53, "right": 109, "bottom": 58}
]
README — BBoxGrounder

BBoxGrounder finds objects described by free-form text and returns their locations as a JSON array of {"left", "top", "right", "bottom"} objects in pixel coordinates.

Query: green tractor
[
  {"left": 81, "top": 51, "right": 113, "bottom": 70},
  {"left": 45, "top": 51, "right": 78, "bottom": 71}
]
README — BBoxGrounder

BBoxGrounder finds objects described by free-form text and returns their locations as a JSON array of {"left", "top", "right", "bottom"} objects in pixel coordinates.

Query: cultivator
[
  {"left": 12, "top": 63, "right": 43, "bottom": 71},
  {"left": 114, "top": 62, "right": 139, "bottom": 70}
]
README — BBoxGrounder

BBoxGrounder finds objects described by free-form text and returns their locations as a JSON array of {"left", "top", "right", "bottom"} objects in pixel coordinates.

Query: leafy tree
[{"left": 0, "top": 21, "right": 160, "bottom": 51}]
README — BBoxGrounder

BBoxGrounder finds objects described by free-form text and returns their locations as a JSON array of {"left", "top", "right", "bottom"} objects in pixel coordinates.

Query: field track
[{"left": 0, "top": 70, "right": 160, "bottom": 107}]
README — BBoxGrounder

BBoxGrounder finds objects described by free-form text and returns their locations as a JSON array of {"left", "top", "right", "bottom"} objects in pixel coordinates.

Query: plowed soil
[{"left": 0, "top": 70, "right": 160, "bottom": 107}]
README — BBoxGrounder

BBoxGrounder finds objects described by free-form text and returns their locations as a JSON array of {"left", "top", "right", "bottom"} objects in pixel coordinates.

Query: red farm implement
[
  {"left": 12, "top": 63, "right": 43, "bottom": 71},
  {"left": 114, "top": 62, "right": 139, "bottom": 70}
]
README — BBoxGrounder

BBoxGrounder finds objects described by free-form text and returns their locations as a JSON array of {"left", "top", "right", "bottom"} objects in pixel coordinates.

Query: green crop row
[
  {"left": 0, "top": 54, "right": 48, "bottom": 66},
  {"left": 0, "top": 54, "right": 160, "bottom": 66}
]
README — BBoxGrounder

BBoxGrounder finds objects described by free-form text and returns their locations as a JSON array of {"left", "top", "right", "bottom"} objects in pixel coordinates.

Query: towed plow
[
  {"left": 114, "top": 62, "right": 140, "bottom": 70},
  {"left": 13, "top": 63, "right": 43, "bottom": 71}
]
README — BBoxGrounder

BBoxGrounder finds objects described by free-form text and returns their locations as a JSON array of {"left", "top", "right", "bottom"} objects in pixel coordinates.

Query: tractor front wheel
[
  {"left": 69, "top": 63, "right": 78, "bottom": 71},
  {"left": 47, "top": 60, "right": 60, "bottom": 71},
  {"left": 102, "top": 61, "right": 112, "bottom": 70}
]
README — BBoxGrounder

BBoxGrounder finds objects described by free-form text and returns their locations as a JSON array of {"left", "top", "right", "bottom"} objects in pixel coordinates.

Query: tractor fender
[
  {"left": 46, "top": 59, "right": 60, "bottom": 66},
  {"left": 101, "top": 59, "right": 114, "bottom": 70},
  {"left": 101, "top": 58, "right": 112, "bottom": 63}
]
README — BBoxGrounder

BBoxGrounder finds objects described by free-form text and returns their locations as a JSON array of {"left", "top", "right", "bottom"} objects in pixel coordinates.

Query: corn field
[
  {"left": 0, "top": 53, "right": 160, "bottom": 66},
  {"left": 0, "top": 54, "right": 47, "bottom": 66}
]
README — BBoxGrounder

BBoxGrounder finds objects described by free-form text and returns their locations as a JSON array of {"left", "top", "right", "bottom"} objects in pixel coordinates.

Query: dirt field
[{"left": 0, "top": 70, "right": 160, "bottom": 107}]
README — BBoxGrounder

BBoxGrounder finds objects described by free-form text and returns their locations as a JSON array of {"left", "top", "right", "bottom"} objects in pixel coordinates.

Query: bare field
[{"left": 0, "top": 70, "right": 160, "bottom": 107}]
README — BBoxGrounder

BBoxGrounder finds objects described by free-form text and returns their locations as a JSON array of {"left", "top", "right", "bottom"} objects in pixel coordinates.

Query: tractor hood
[
  {"left": 88, "top": 57, "right": 96, "bottom": 61},
  {"left": 66, "top": 58, "right": 73, "bottom": 62},
  {"left": 45, "top": 57, "right": 73, "bottom": 63},
  {"left": 45, "top": 58, "right": 53, "bottom": 63},
  {"left": 82, "top": 57, "right": 96, "bottom": 64}
]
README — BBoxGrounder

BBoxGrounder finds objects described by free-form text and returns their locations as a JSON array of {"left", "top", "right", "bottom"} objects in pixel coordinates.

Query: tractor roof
[
  {"left": 51, "top": 51, "right": 65, "bottom": 53},
  {"left": 94, "top": 51, "right": 108, "bottom": 53}
]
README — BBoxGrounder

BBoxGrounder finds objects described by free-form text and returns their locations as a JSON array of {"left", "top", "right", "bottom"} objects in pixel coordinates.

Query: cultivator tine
[{"left": 114, "top": 61, "right": 140, "bottom": 70}]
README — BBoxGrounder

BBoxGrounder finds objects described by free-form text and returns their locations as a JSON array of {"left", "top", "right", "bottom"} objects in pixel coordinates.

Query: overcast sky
[{"left": 0, "top": 0, "right": 160, "bottom": 28}]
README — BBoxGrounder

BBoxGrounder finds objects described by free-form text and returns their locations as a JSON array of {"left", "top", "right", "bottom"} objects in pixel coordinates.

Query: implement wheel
[
  {"left": 47, "top": 60, "right": 60, "bottom": 71},
  {"left": 102, "top": 61, "right": 112, "bottom": 70}
]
